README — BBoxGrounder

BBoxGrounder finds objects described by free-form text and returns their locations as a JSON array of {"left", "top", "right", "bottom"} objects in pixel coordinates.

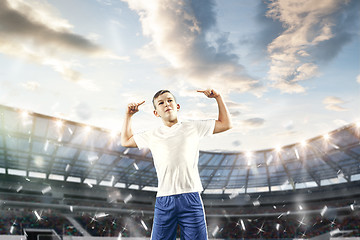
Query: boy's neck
[{"left": 162, "top": 119, "right": 178, "bottom": 128}]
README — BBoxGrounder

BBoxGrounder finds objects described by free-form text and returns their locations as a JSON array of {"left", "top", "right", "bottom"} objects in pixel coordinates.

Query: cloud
[
  {"left": 357, "top": 74, "right": 360, "bottom": 84},
  {"left": 225, "top": 100, "right": 250, "bottom": 118},
  {"left": 241, "top": 118, "right": 265, "bottom": 128},
  {"left": 323, "top": 96, "right": 348, "bottom": 112},
  {"left": 265, "top": 0, "right": 360, "bottom": 93},
  {"left": 74, "top": 102, "right": 92, "bottom": 120},
  {"left": 0, "top": 0, "right": 124, "bottom": 82},
  {"left": 122, "top": 0, "right": 264, "bottom": 96},
  {"left": 232, "top": 140, "right": 241, "bottom": 147},
  {"left": 21, "top": 81, "right": 40, "bottom": 91}
]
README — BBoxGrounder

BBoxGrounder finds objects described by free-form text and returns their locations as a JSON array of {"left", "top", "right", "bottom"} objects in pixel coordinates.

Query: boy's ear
[
  {"left": 177, "top": 104, "right": 180, "bottom": 111},
  {"left": 153, "top": 110, "right": 160, "bottom": 117}
]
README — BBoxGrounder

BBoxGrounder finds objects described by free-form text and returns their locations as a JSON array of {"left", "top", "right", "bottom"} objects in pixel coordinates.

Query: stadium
[
  {"left": 1, "top": 0, "right": 359, "bottom": 239},
  {"left": 0, "top": 104, "right": 359, "bottom": 239}
]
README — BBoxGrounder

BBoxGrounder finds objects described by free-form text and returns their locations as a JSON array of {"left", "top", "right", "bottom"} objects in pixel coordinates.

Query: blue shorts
[{"left": 151, "top": 192, "right": 208, "bottom": 240}]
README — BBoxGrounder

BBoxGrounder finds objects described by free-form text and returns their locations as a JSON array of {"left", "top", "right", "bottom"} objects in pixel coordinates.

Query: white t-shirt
[{"left": 133, "top": 119, "right": 215, "bottom": 197}]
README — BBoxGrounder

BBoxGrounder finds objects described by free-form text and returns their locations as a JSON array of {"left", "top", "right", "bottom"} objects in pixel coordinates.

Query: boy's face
[{"left": 153, "top": 92, "right": 180, "bottom": 121}]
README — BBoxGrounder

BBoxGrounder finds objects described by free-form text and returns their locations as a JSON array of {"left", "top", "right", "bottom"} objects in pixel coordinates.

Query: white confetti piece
[
  {"left": 42, "top": 186, "right": 51, "bottom": 194},
  {"left": 321, "top": 205, "right": 328, "bottom": 216},
  {"left": 124, "top": 194, "right": 132, "bottom": 204},
  {"left": 133, "top": 162, "right": 139, "bottom": 170},
  {"left": 44, "top": 140, "right": 49, "bottom": 152},
  {"left": 34, "top": 210, "right": 41, "bottom": 221},
  {"left": 212, "top": 225, "right": 219, "bottom": 236},
  {"left": 240, "top": 219, "right": 246, "bottom": 231},
  {"left": 141, "top": 219, "right": 148, "bottom": 231},
  {"left": 229, "top": 192, "right": 239, "bottom": 199},
  {"left": 65, "top": 164, "right": 71, "bottom": 172},
  {"left": 88, "top": 155, "right": 98, "bottom": 163},
  {"left": 95, "top": 212, "right": 108, "bottom": 218}
]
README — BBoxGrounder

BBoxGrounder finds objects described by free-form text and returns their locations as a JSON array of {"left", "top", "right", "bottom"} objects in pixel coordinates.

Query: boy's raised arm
[
  {"left": 120, "top": 101, "right": 145, "bottom": 148},
  {"left": 197, "top": 89, "right": 232, "bottom": 134}
]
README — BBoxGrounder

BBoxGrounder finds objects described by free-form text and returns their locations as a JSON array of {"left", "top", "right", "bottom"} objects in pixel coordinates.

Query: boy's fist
[
  {"left": 197, "top": 89, "right": 220, "bottom": 98},
  {"left": 126, "top": 101, "right": 145, "bottom": 115}
]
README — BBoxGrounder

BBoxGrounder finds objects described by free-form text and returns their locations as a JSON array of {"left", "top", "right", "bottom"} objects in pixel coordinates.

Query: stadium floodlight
[
  {"left": 323, "top": 133, "right": 330, "bottom": 141},
  {"left": 55, "top": 119, "right": 63, "bottom": 128},
  {"left": 84, "top": 125, "right": 92, "bottom": 133},
  {"left": 275, "top": 146, "right": 282, "bottom": 153},
  {"left": 110, "top": 130, "right": 118, "bottom": 138},
  {"left": 21, "top": 110, "right": 29, "bottom": 119},
  {"left": 245, "top": 151, "right": 252, "bottom": 158}
]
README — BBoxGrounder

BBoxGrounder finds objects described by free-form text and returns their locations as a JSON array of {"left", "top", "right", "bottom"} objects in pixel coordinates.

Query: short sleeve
[
  {"left": 194, "top": 119, "right": 215, "bottom": 138},
  {"left": 133, "top": 131, "right": 151, "bottom": 150}
]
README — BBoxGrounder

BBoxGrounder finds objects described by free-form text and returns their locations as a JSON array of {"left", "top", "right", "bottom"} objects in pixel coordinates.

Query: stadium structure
[{"left": 0, "top": 104, "right": 359, "bottom": 240}]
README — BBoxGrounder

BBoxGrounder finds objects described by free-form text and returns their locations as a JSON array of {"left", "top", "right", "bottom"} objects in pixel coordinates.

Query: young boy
[{"left": 121, "top": 89, "right": 232, "bottom": 239}]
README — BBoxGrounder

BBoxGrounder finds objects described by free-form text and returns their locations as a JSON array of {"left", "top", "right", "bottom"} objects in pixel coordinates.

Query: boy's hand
[
  {"left": 197, "top": 89, "right": 220, "bottom": 98},
  {"left": 126, "top": 101, "right": 145, "bottom": 116}
]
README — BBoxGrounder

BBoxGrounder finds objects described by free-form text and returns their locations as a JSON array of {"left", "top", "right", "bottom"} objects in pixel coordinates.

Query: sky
[{"left": 0, "top": 0, "right": 359, "bottom": 152}]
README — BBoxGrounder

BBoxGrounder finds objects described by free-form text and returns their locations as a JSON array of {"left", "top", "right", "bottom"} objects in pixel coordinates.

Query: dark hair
[{"left": 152, "top": 90, "right": 176, "bottom": 109}]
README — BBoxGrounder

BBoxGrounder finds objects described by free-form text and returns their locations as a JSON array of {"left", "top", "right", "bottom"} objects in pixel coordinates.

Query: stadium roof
[{"left": 0, "top": 104, "right": 359, "bottom": 194}]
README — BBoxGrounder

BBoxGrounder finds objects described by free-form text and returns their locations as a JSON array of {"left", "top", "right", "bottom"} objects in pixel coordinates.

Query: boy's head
[
  {"left": 152, "top": 90, "right": 180, "bottom": 120},
  {"left": 152, "top": 90, "right": 176, "bottom": 109}
]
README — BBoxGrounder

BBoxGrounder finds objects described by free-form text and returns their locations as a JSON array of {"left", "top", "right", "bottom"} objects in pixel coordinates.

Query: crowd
[{"left": 0, "top": 209, "right": 81, "bottom": 236}]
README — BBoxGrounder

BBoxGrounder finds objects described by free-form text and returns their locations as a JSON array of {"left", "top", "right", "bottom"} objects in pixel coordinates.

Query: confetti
[
  {"left": 240, "top": 219, "right": 246, "bottom": 231},
  {"left": 212, "top": 226, "right": 219, "bottom": 237},
  {"left": 95, "top": 212, "right": 108, "bottom": 218},
  {"left": 253, "top": 200, "right": 260, "bottom": 206},
  {"left": 320, "top": 205, "right": 328, "bottom": 216},
  {"left": 276, "top": 223, "right": 280, "bottom": 231},
  {"left": 294, "top": 148, "right": 300, "bottom": 160},
  {"left": 229, "top": 192, "right": 239, "bottom": 199},
  {"left": 34, "top": 210, "right": 41, "bottom": 221},
  {"left": 88, "top": 155, "right": 98, "bottom": 163},
  {"left": 70, "top": 206, "right": 73, "bottom": 212},
  {"left": 141, "top": 219, "right": 148, "bottom": 231},
  {"left": 16, "top": 186, "right": 23, "bottom": 192},
  {"left": 65, "top": 164, "right": 71, "bottom": 172},
  {"left": 133, "top": 163, "right": 139, "bottom": 170},
  {"left": 124, "top": 194, "right": 132, "bottom": 204},
  {"left": 41, "top": 186, "right": 51, "bottom": 194},
  {"left": 350, "top": 204, "right": 355, "bottom": 211},
  {"left": 123, "top": 148, "right": 130, "bottom": 155},
  {"left": 87, "top": 182, "right": 93, "bottom": 188},
  {"left": 117, "top": 233, "right": 122, "bottom": 240},
  {"left": 10, "top": 225, "right": 15, "bottom": 234},
  {"left": 266, "top": 155, "right": 273, "bottom": 165},
  {"left": 330, "top": 228, "right": 340, "bottom": 236}
]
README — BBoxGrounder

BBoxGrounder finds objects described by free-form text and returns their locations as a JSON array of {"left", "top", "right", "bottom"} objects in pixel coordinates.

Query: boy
[{"left": 121, "top": 89, "right": 232, "bottom": 239}]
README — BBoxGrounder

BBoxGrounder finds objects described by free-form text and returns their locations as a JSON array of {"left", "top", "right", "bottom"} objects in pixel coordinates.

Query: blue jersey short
[{"left": 151, "top": 192, "right": 208, "bottom": 240}]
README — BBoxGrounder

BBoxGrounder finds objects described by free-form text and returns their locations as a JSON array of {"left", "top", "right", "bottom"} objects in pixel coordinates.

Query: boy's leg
[
  {"left": 151, "top": 195, "right": 178, "bottom": 240},
  {"left": 177, "top": 192, "right": 208, "bottom": 240}
]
